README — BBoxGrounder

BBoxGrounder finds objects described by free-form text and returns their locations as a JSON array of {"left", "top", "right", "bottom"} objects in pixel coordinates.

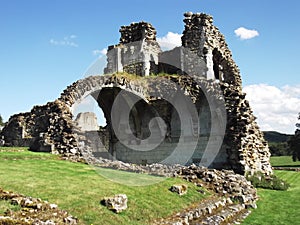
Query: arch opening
[{"left": 70, "top": 82, "right": 218, "bottom": 166}]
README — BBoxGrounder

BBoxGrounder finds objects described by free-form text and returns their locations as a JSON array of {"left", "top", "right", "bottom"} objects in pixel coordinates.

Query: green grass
[
  {"left": 95, "top": 167, "right": 166, "bottom": 186},
  {"left": 270, "top": 156, "right": 300, "bottom": 167},
  {"left": 0, "top": 200, "right": 21, "bottom": 214},
  {"left": 242, "top": 170, "right": 300, "bottom": 225},
  {"left": 0, "top": 147, "right": 207, "bottom": 225},
  {"left": 243, "top": 156, "right": 300, "bottom": 224},
  {"left": 0, "top": 147, "right": 59, "bottom": 160}
]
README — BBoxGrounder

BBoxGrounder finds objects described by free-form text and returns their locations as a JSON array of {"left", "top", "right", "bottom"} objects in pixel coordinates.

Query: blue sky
[{"left": 0, "top": 0, "right": 299, "bottom": 133}]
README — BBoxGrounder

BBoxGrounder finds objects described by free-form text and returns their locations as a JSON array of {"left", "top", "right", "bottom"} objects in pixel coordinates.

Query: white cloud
[
  {"left": 282, "top": 84, "right": 300, "bottom": 97},
  {"left": 50, "top": 35, "right": 78, "bottom": 47},
  {"left": 243, "top": 84, "right": 300, "bottom": 134},
  {"left": 234, "top": 27, "right": 259, "bottom": 40},
  {"left": 157, "top": 32, "right": 182, "bottom": 50},
  {"left": 93, "top": 48, "right": 107, "bottom": 56}
]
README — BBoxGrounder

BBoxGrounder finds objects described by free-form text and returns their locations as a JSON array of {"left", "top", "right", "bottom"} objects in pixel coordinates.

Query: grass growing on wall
[{"left": 0, "top": 147, "right": 208, "bottom": 225}]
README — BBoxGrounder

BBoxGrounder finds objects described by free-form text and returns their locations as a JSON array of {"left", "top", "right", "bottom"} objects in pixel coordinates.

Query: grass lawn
[
  {"left": 242, "top": 157, "right": 300, "bottom": 225},
  {"left": 270, "top": 156, "right": 300, "bottom": 167},
  {"left": 0, "top": 147, "right": 207, "bottom": 225}
]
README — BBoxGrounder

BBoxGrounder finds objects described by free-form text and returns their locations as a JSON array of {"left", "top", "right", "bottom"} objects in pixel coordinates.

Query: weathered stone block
[
  {"left": 101, "top": 194, "right": 128, "bottom": 213},
  {"left": 170, "top": 184, "right": 188, "bottom": 195}
]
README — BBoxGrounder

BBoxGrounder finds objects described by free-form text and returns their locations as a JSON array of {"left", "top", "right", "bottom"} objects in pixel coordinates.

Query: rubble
[
  {"left": 0, "top": 188, "right": 78, "bottom": 224},
  {"left": 170, "top": 185, "right": 188, "bottom": 196},
  {"left": 153, "top": 165, "right": 258, "bottom": 225},
  {"left": 101, "top": 194, "right": 128, "bottom": 213}
]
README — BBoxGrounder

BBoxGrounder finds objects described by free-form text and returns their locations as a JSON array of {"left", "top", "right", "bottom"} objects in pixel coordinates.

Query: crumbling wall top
[
  {"left": 119, "top": 22, "right": 157, "bottom": 44},
  {"left": 183, "top": 12, "right": 213, "bottom": 27}
]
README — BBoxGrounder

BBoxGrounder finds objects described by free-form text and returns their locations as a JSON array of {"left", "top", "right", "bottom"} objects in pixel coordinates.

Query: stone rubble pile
[
  {"left": 152, "top": 197, "right": 250, "bottom": 225},
  {"left": 83, "top": 154, "right": 255, "bottom": 206},
  {"left": 0, "top": 188, "right": 77, "bottom": 224},
  {"left": 174, "top": 165, "right": 258, "bottom": 208},
  {"left": 152, "top": 165, "right": 257, "bottom": 225},
  {"left": 89, "top": 156, "right": 258, "bottom": 224},
  {"left": 83, "top": 153, "right": 184, "bottom": 176},
  {"left": 84, "top": 155, "right": 258, "bottom": 205}
]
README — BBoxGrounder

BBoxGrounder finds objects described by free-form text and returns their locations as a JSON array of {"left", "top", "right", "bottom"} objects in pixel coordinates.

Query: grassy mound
[{"left": 0, "top": 147, "right": 207, "bottom": 225}]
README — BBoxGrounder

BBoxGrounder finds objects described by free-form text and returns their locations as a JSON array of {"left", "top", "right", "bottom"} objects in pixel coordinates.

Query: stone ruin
[{"left": 0, "top": 12, "right": 273, "bottom": 175}]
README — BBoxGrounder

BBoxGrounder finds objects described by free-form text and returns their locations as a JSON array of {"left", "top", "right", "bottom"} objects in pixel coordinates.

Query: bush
[{"left": 246, "top": 171, "right": 290, "bottom": 191}]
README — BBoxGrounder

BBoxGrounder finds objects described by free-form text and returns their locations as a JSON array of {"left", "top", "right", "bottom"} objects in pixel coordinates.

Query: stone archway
[
  {"left": 59, "top": 75, "right": 149, "bottom": 109},
  {"left": 58, "top": 74, "right": 155, "bottom": 160},
  {"left": 56, "top": 73, "right": 218, "bottom": 166}
]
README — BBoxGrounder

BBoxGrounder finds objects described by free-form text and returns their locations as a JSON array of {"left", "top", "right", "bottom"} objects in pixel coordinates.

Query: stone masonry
[
  {"left": 0, "top": 12, "right": 272, "bottom": 175},
  {"left": 104, "top": 22, "right": 161, "bottom": 76}
]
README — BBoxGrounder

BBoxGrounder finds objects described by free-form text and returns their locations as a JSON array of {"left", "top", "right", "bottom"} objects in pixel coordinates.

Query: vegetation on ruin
[
  {"left": 246, "top": 151, "right": 300, "bottom": 192},
  {"left": 246, "top": 171, "right": 290, "bottom": 191},
  {"left": 106, "top": 72, "right": 180, "bottom": 80},
  {"left": 0, "top": 200, "right": 21, "bottom": 215},
  {"left": 0, "top": 147, "right": 208, "bottom": 225}
]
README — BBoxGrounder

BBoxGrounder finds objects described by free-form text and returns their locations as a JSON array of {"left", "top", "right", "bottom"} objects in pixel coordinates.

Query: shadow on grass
[{"left": 273, "top": 165, "right": 300, "bottom": 168}]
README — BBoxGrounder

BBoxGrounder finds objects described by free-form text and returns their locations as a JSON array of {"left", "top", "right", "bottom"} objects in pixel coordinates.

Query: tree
[
  {"left": 0, "top": 114, "right": 3, "bottom": 126},
  {"left": 269, "top": 142, "right": 291, "bottom": 156},
  {"left": 289, "top": 113, "right": 300, "bottom": 161}
]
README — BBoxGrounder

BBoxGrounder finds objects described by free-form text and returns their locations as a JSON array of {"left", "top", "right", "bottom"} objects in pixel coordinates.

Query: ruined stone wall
[
  {"left": 180, "top": 12, "right": 272, "bottom": 174},
  {"left": 1, "top": 112, "right": 32, "bottom": 147},
  {"left": 104, "top": 22, "right": 161, "bottom": 76},
  {"left": 75, "top": 112, "right": 99, "bottom": 131},
  {"left": 1, "top": 100, "right": 80, "bottom": 156},
  {"left": 119, "top": 22, "right": 157, "bottom": 44},
  {"left": 0, "top": 13, "right": 273, "bottom": 175},
  {"left": 221, "top": 83, "right": 272, "bottom": 174},
  {"left": 0, "top": 73, "right": 272, "bottom": 175},
  {"left": 182, "top": 12, "right": 242, "bottom": 86}
]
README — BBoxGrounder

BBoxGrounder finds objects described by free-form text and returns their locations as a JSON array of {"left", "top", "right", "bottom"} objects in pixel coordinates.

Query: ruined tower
[{"left": 104, "top": 22, "right": 161, "bottom": 76}]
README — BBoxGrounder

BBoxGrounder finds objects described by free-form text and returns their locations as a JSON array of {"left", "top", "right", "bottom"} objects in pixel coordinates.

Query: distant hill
[{"left": 263, "top": 131, "right": 293, "bottom": 143}]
